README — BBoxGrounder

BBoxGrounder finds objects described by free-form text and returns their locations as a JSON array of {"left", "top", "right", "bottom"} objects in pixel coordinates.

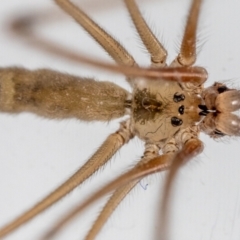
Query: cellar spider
[{"left": 1, "top": 0, "right": 240, "bottom": 239}]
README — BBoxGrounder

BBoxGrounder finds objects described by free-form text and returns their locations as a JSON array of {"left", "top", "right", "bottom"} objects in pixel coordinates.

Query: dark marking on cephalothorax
[
  {"left": 173, "top": 92, "right": 185, "bottom": 103},
  {"left": 178, "top": 105, "right": 184, "bottom": 115},
  {"left": 133, "top": 88, "right": 167, "bottom": 124},
  {"left": 171, "top": 116, "right": 183, "bottom": 127}
]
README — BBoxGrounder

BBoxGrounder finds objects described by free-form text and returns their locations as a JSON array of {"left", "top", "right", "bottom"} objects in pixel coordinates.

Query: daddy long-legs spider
[{"left": 0, "top": 0, "right": 240, "bottom": 239}]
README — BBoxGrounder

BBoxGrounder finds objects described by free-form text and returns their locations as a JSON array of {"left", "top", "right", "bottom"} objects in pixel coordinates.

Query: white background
[{"left": 0, "top": 0, "right": 240, "bottom": 240}]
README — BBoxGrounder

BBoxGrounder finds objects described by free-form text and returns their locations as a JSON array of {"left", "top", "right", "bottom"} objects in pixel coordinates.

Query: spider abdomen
[{"left": 0, "top": 67, "right": 129, "bottom": 121}]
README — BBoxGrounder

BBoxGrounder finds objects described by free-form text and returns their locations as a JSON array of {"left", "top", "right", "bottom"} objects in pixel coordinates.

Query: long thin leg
[
  {"left": 124, "top": 0, "right": 167, "bottom": 67},
  {"left": 42, "top": 152, "right": 176, "bottom": 239},
  {"left": 85, "top": 143, "right": 160, "bottom": 240},
  {"left": 171, "top": 0, "right": 203, "bottom": 67},
  {"left": 159, "top": 128, "right": 203, "bottom": 240},
  {"left": 0, "top": 121, "right": 132, "bottom": 238},
  {"left": 9, "top": 12, "right": 207, "bottom": 85},
  {"left": 42, "top": 133, "right": 203, "bottom": 239},
  {"left": 86, "top": 182, "right": 138, "bottom": 240},
  {"left": 54, "top": 0, "right": 136, "bottom": 67}
]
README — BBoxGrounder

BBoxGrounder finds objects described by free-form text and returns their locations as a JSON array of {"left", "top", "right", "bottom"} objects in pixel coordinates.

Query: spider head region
[{"left": 199, "top": 82, "right": 240, "bottom": 138}]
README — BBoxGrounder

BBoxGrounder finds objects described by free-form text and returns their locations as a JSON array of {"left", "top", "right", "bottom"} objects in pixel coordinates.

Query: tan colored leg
[
  {"left": 0, "top": 121, "right": 132, "bottom": 238},
  {"left": 159, "top": 135, "right": 203, "bottom": 240},
  {"left": 43, "top": 153, "right": 175, "bottom": 239},
  {"left": 171, "top": 0, "right": 203, "bottom": 67},
  {"left": 85, "top": 143, "right": 160, "bottom": 240},
  {"left": 124, "top": 0, "right": 167, "bottom": 67},
  {"left": 42, "top": 134, "right": 203, "bottom": 239},
  {"left": 86, "top": 182, "right": 137, "bottom": 240},
  {"left": 54, "top": 0, "right": 135, "bottom": 67},
  {"left": 9, "top": 7, "right": 207, "bottom": 86}
]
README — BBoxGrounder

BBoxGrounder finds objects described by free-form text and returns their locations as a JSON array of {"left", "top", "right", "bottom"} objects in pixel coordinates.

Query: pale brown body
[
  {"left": 0, "top": 0, "right": 240, "bottom": 240},
  {"left": 0, "top": 67, "right": 128, "bottom": 121}
]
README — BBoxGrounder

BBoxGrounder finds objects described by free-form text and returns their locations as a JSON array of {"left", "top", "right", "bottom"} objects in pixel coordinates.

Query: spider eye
[
  {"left": 217, "top": 85, "right": 228, "bottom": 94},
  {"left": 178, "top": 105, "right": 184, "bottom": 115},
  {"left": 173, "top": 92, "right": 185, "bottom": 102},
  {"left": 171, "top": 117, "right": 183, "bottom": 127},
  {"left": 214, "top": 129, "right": 225, "bottom": 137}
]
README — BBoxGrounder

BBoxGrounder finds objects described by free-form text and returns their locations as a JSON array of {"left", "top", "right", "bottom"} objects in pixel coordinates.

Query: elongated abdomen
[{"left": 0, "top": 67, "right": 129, "bottom": 121}]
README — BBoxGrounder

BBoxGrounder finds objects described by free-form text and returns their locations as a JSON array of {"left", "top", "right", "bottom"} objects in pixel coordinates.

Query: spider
[{"left": 1, "top": 0, "right": 240, "bottom": 240}]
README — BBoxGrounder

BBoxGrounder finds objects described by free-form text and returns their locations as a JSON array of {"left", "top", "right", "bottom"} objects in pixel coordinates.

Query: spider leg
[
  {"left": 54, "top": 0, "right": 136, "bottom": 68},
  {"left": 124, "top": 0, "right": 167, "bottom": 67},
  {"left": 171, "top": 0, "right": 203, "bottom": 67},
  {"left": 159, "top": 128, "right": 204, "bottom": 240},
  {"left": 42, "top": 156, "right": 172, "bottom": 239},
  {"left": 85, "top": 181, "right": 138, "bottom": 240},
  {"left": 85, "top": 143, "right": 160, "bottom": 240},
  {"left": 42, "top": 139, "right": 201, "bottom": 239},
  {"left": 9, "top": 9, "right": 207, "bottom": 84},
  {"left": 0, "top": 121, "right": 133, "bottom": 238}
]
